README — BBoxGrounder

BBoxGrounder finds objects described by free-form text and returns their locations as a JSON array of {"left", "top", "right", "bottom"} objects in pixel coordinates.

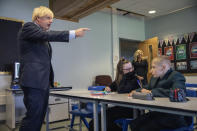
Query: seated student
[
  {"left": 105, "top": 58, "right": 141, "bottom": 93},
  {"left": 129, "top": 56, "right": 192, "bottom": 131},
  {"left": 89, "top": 58, "right": 140, "bottom": 131}
]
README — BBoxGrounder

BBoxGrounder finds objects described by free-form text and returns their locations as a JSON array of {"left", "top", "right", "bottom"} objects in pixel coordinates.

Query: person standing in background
[
  {"left": 132, "top": 50, "right": 148, "bottom": 85},
  {"left": 18, "top": 6, "right": 89, "bottom": 131}
]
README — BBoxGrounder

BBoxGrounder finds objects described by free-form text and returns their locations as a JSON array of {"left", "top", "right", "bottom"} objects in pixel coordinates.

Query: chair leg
[
  {"left": 122, "top": 124, "right": 128, "bottom": 131},
  {"left": 122, "top": 120, "right": 128, "bottom": 131},
  {"left": 81, "top": 117, "right": 90, "bottom": 129},
  {"left": 70, "top": 115, "right": 76, "bottom": 128}
]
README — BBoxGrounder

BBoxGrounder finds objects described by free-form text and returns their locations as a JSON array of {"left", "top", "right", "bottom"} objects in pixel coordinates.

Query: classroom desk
[
  {"left": 50, "top": 90, "right": 101, "bottom": 131},
  {"left": 99, "top": 93, "right": 197, "bottom": 131},
  {"left": 51, "top": 90, "right": 197, "bottom": 131}
]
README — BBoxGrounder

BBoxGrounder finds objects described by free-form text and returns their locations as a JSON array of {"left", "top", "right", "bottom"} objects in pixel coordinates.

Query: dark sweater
[
  {"left": 136, "top": 69, "right": 186, "bottom": 97},
  {"left": 110, "top": 72, "right": 140, "bottom": 93},
  {"left": 133, "top": 69, "right": 192, "bottom": 129},
  {"left": 132, "top": 59, "right": 148, "bottom": 85}
]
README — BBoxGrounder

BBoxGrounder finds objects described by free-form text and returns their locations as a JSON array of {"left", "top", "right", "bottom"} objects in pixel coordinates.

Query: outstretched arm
[{"left": 75, "top": 28, "right": 90, "bottom": 37}]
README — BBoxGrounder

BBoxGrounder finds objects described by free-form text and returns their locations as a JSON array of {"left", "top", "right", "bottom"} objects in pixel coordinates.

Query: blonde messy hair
[
  {"left": 32, "top": 6, "right": 54, "bottom": 22},
  {"left": 133, "top": 50, "right": 144, "bottom": 62}
]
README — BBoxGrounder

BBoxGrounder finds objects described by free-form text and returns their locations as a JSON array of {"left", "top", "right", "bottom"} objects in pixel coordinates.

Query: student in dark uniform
[
  {"left": 129, "top": 56, "right": 192, "bottom": 131},
  {"left": 18, "top": 6, "right": 89, "bottom": 131},
  {"left": 132, "top": 50, "right": 148, "bottom": 85},
  {"left": 89, "top": 58, "right": 140, "bottom": 131}
]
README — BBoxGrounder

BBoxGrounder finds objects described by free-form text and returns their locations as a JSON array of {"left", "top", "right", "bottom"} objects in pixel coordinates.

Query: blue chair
[
  {"left": 186, "top": 89, "right": 197, "bottom": 97},
  {"left": 69, "top": 86, "right": 104, "bottom": 129},
  {"left": 70, "top": 103, "right": 97, "bottom": 129},
  {"left": 114, "top": 118, "right": 133, "bottom": 131},
  {"left": 185, "top": 83, "right": 197, "bottom": 87},
  {"left": 186, "top": 83, "right": 197, "bottom": 97}
]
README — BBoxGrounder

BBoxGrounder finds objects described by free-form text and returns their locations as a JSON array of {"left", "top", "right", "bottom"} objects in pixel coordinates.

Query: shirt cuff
[{"left": 69, "top": 30, "right": 76, "bottom": 40}]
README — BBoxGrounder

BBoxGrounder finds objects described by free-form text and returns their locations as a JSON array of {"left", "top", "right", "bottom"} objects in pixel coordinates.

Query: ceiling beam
[{"left": 50, "top": 0, "right": 120, "bottom": 22}]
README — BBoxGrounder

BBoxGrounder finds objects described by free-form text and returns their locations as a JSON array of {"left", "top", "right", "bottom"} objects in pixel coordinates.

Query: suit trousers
[{"left": 19, "top": 86, "right": 49, "bottom": 131}]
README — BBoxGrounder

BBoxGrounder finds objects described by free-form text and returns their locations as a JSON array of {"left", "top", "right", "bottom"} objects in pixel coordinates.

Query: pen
[{"left": 137, "top": 80, "right": 143, "bottom": 88}]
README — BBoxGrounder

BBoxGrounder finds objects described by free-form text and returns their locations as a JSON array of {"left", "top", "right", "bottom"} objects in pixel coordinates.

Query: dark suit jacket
[
  {"left": 136, "top": 69, "right": 186, "bottom": 97},
  {"left": 18, "top": 22, "right": 69, "bottom": 90}
]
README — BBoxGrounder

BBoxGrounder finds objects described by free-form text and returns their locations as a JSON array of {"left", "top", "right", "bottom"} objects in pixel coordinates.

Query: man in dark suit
[
  {"left": 129, "top": 56, "right": 191, "bottom": 131},
  {"left": 18, "top": 6, "right": 89, "bottom": 131}
]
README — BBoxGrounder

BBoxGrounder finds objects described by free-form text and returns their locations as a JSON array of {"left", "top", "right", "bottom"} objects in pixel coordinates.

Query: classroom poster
[
  {"left": 189, "top": 42, "right": 197, "bottom": 58},
  {"left": 190, "top": 60, "right": 197, "bottom": 69},
  {"left": 176, "top": 62, "right": 187, "bottom": 70},
  {"left": 158, "top": 48, "right": 162, "bottom": 56},
  {"left": 159, "top": 32, "right": 197, "bottom": 74},
  {"left": 171, "top": 63, "right": 175, "bottom": 70},
  {"left": 164, "top": 46, "right": 174, "bottom": 60},
  {"left": 176, "top": 44, "right": 186, "bottom": 60}
]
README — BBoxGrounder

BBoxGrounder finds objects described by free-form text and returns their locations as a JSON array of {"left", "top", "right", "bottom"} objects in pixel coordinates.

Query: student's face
[
  {"left": 151, "top": 62, "right": 164, "bottom": 77},
  {"left": 37, "top": 15, "right": 53, "bottom": 31},
  {"left": 122, "top": 62, "right": 133, "bottom": 74}
]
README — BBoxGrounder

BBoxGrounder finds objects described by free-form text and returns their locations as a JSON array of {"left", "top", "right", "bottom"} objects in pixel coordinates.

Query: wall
[
  {"left": 118, "top": 15, "right": 145, "bottom": 41},
  {"left": 145, "top": 6, "right": 197, "bottom": 83},
  {"left": 51, "top": 12, "right": 113, "bottom": 88},
  {"left": 0, "top": 0, "right": 145, "bottom": 91},
  {"left": 120, "top": 39, "right": 139, "bottom": 61},
  {"left": 112, "top": 11, "right": 145, "bottom": 78},
  {"left": 145, "top": 6, "right": 197, "bottom": 39}
]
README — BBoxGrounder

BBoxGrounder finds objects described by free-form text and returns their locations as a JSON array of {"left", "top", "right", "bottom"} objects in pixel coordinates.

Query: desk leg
[
  {"left": 133, "top": 109, "right": 138, "bottom": 119},
  {"left": 78, "top": 102, "right": 82, "bottom": 131},
  {"left": 101, "top": 103, "right": 106, "bottom": 131},
  {"left": 93, "top": 101, "right": 99, "bottom": 131}
]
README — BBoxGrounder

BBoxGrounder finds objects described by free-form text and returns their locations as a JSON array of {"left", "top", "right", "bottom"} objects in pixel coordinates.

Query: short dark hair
[{"left": 152, "top": 56, "right": 171, "bottom": 67}]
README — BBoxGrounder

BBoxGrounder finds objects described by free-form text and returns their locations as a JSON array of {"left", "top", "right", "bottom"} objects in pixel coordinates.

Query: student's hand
[
  {"left": 128, "top": 90, "right": 136, "bottom": 97},
  {"left": 75, "top": 28, "right": 91, "bottom": 37},
  {"left": 104, "top": 86, "right": 111, "bottom": 92},
  {"left": 141, "top": 89, "right": 151, "bottom": 94},
  {"left": 137, "top": 76, "right": 144, "bottom": 80}
]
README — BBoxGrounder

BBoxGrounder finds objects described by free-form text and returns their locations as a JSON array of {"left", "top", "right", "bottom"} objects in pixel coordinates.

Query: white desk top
[{"left": 51, "top": 90, "right": 197, "bottom": 116}]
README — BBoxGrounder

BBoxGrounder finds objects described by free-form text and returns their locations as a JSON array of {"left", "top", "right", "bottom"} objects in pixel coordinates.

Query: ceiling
[
  {"left": 50, "top": 0, "right": 197, "bottom": 22},
  {"left": 111, "top": 0, "right": 197, "bottom": 18},
  {"left": 49, "top": 0, "right": 119, "bottom": 22}
]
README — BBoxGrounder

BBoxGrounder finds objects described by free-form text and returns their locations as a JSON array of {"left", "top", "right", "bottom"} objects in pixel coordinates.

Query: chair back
[
  {"left": 185, "top": 83, "right": 197, "bottom": 97},
  {"left": 95, "top": 75, "right": 112, "bottom": 86},
  {"left": 185, "top": 83, "right": 197, "bottom": 87}
]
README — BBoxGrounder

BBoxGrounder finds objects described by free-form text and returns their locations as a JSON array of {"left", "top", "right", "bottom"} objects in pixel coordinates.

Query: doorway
[
  {"left": 119, "top": 38, "right": 141, "bottom": 62},
  {"left": 119, "top": 37, "right": 158, "bottom": 82}
]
